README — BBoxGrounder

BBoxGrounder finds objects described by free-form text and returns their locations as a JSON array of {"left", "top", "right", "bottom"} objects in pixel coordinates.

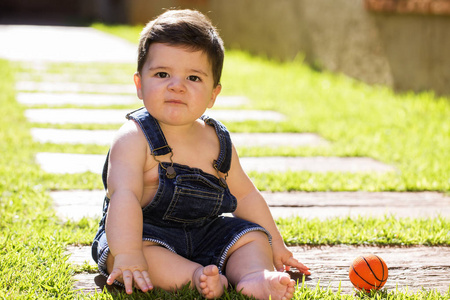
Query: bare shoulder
[
  {"left": 113, "top": 119, "right": 144, "bottom": 145},
  {"left": 109, "top": 120, "right": 151, "bottom": 166},
  {"left": 107, "top": 120, "right": 156, "bottom": 201}
]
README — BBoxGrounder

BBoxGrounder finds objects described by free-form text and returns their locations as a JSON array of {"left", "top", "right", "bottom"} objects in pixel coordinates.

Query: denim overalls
[{"left": 92, "top": 107, "right": 270, "bottom": 284}]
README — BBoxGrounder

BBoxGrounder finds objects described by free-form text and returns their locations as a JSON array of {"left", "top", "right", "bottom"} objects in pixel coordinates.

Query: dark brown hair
[{"left": 137, "top": 9, "right": 224, "bottom": 87}]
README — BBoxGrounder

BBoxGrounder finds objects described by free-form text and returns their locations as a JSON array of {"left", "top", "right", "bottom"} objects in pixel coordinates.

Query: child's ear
[
  {"left": 208, "top": 84, "right": 222, "bottom": 108},
  {"left": 133, "top": 72, "right": 143, "bottom": 100}
]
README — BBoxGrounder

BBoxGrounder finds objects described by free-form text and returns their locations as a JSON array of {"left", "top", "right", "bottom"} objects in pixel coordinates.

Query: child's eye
[
  {"left": 187, "top": 75, "right": 201, "bottom": 82},
  {"left": 155, "top": 72, "right": 169, "bottom": 78}
]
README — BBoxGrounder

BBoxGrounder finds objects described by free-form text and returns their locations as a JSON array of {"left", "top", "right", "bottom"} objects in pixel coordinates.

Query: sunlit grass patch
[{"left": 277, "top": 216, "right": 450, "bottom": 246}]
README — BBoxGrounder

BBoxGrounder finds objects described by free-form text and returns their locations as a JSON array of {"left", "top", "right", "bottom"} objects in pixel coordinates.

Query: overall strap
[
  {"left": 127, "top": 107, "right": 176, "bottom": 179},
  {"left": 201, "top": 115, "right": 232, "bottom": 174},
  {"left": 126, "top": 107, "right": 172, "bottom": 156},
  {"left": 102, "top": 107, "right": 173, "bottom": 190}
]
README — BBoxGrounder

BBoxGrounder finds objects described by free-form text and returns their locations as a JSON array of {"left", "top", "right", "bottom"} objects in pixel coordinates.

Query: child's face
[{"left": 134, "top": 43, "right": 221, "bottom": 127}]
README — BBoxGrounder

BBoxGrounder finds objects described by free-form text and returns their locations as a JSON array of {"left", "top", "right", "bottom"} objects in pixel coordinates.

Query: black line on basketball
[
  {"left": 362, "top": 256, "right": 383, "bottom": 283},
  {"left": 351, "top": 265, "right": 376, "bottom": 288},
  {"left": 374, "top": 255, "right": 388, "bottom": 282}
]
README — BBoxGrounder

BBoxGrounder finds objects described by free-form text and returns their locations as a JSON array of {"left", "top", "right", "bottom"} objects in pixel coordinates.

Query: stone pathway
[
  {"left": 0, "top": 25, "right": 136, "bottom": 63},
  {"left": 18, "top": 92, "right": 138, "bottom": 106},
  {"left": 53, "top": 190, "right": 450, "bottom": 221},
  {"left": 3, "top": 25, "right": 449, "bottom": 296},
  {"left": 67, "top": 245, "right": 450, "bottom": 294},
  {"left": 16, "top": 81, "right": 136, "bottom": 94}
]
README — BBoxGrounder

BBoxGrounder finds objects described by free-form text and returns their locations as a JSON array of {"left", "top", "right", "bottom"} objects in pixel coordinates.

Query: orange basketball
[{"left": 349, "top": 254, "right": 388, "bottom": 291}]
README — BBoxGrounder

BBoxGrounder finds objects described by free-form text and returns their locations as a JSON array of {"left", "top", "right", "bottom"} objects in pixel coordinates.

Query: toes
[
  {"left": 278, "top": 274, "right": 292, "bottom": 285},
  {"left": 199, "top": 280, "right": 207, "bottom": 289},
  {"left": 202, "top": 287, "right": 210, "bottom": 296},
  {"left": 195, "top": 265, "right": 225, "bottom": 299},
  {"left": 203, "top": 265, "right": 219, "bottom": 276},
  {"left": 287, "top": 279, "right": 296, "bottom": 287}
]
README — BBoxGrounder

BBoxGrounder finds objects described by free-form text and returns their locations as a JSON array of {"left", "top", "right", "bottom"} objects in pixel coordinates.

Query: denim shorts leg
[
  {"left": 93, "top": 217, "right": 271, "bottom": 286},
  {"left": 93, "top": 225, "right": 181, "bottom": 287},
  {"left": 188, "top": 216, "right": 272, "bottom": 274},
  {"left": 140, "top": 216, "right": 272, "bottom": 274}
]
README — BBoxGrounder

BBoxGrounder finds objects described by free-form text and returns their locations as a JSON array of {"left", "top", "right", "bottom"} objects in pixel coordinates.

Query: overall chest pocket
[{"left": 164, "top": 174, "right": 224, "bottom": 223}]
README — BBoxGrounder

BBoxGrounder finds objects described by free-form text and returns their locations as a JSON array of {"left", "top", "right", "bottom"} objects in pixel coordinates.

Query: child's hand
[
  {"left": 272, "top": 239, "right": 311, "bottom": 276},
  {"left": 107, "top": 251, "right": 153, "bottom": 294}
]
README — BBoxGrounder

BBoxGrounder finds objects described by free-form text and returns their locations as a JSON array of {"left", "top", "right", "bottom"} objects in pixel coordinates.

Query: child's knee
[
  {"left": 230, "top": 230, "right": 270, "bottom": 252},
  {"left": 243, "top": 230, "right": 270, "bottom": 244},
  {"left": 143, "top": 240, "right": 161, "bottom": 248}
]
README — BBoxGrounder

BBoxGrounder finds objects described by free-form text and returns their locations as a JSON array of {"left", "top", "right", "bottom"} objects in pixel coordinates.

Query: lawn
[{"left": 0, "top": 22, "right": 449, "bottom": 299}]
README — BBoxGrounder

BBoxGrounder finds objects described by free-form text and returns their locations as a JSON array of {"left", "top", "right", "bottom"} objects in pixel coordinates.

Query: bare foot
[
  {"left": 193, "top": 265, "right": 228, "bottom": 299},
  {"left": 236, "top": 270, "right": 296, "bottom": 300}
]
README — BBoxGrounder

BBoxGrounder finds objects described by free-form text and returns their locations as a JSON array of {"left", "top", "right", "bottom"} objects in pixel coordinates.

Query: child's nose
[{"left": 168, "top": 77, "right": 186, "bottom": 93}]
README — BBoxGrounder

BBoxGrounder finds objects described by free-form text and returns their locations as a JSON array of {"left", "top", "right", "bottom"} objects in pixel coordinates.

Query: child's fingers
[
  {"left": 143, "top": 271, "right": 153, "bottom": 290},
  {"left": 297, "top": 263, "right": 311, "bottom": 275},
  {"left": 106, "top": 268, "right": 122, "bottom": 285},
  {"left": 132, "top": 270, "right": 153, "bottom": 292},
  {"left": 284, "top": 257, "right": 311, "bottom": 275},
  {"left": 120, "top": 269, "right": 134, "bottom": 294},
  {"left": 107, "top": 267, "right": 152, "bottom": 294}
]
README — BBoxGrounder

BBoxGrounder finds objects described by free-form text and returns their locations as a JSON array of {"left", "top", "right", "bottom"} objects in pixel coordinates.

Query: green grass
[
  {"left": 2, "top": 23, "right": 450, "bottom": 299},
  {"left": 220, "top": 52, "right": 450, "bottom": 193},
  {"left": 0, "top": 60, "right": 75, "bottom": 299},
  {"left": 278, "top": 216, "right": 450, "bottom": 246},
  {"left": 71, "top": 282, "right": 450, "bottom": 300}
]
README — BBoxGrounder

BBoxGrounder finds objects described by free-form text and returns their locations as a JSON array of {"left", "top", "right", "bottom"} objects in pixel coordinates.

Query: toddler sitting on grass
[{"left": 91, "top": 9, "right": 310, "bottom": 300}]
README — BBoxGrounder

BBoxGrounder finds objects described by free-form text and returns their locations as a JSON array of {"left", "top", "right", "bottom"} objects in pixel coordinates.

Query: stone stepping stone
[
  {"left": 36, "top": 153, "right": 104, "bottom": 174},
  {"left": 31, "top": 128, "right": 328, "bottom": 148},
  {"left": 0, "top": 25, "right": 136, "bottom": 63},
  {"left": 18, "top": 92, "right": 248, "bottom": 107},
  {"left": 231, "top": 132, "right": 328, "bottom": 147},
  {"left": 25, "top": 108, "right": 286, "bottom": 124},
  {"left": 51, "top": 190, "right": 449, "bottom": 221},
  {"left": 16, "top": 72, "right": 132, "bottom": 84},
  {"left": 241, "top": 156, "right": 394, "bottom": 173},
  {"left": 18, "top": 93, "right": 137, "bottom": 106},
  {"left": 52, "top": 190, "right": 105, "bottom": 220},
  {"left": 36, "top": 153, "right": 394, "bottom": 175},
  {"left": 67, "top": 244, "right": 450, "bottom": 294},
  {"left": 266, "top": 191, "right": 450, "bottom": 219},
  {"left": 16, "top": 81, "right": 136, "bottom": 94},
  {"left": 31, "top": 128, "right": 115, "bottom": 145}
]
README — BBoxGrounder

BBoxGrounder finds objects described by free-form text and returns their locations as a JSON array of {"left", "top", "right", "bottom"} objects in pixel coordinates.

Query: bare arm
[
  {"left": 105, "top": 120, "right": 153, "bottom": 293},
  {"left": 227, "top": 145, "right": 310, "bottom": 275}
]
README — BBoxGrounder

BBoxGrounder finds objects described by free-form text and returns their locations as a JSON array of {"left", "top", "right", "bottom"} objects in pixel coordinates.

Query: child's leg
[
  {"left": 106, "top": 241, "right": 228, "bottom": 299},
  {"left": 225, "top": 231, "right": 296, "bottom": 300}
]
